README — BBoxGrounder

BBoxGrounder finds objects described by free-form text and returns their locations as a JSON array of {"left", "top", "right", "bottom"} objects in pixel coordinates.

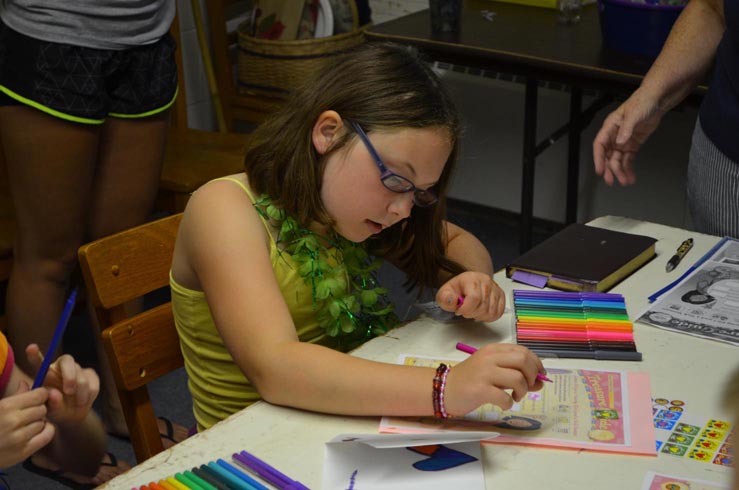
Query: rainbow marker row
[
  {"left": 513, "top": 290, "right": 641, "bottom": 360},
  {"left": 133, "top": 452, "right": 309, "bottom": 490}
]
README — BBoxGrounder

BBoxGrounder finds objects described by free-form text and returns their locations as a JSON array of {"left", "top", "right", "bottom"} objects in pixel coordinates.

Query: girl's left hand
[
  {"left": 25, "top": 345, "right": 100, "bottom": 425},
  {"left": 436, "top": 271, "right": 506, "bottom": 322}
]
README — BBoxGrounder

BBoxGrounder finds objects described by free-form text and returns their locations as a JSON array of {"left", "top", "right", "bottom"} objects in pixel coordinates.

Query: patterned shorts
[{"left": 0, "top": 20, "right": 178, "bottom": 124}]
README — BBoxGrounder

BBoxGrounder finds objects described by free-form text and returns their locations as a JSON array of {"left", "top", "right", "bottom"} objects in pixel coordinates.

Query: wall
[
  {"left": 177, "top": 0, "right": 697, "bottom": 228},
  {"left": 175, "top": 0, "right": 220, "bottom": 132}
]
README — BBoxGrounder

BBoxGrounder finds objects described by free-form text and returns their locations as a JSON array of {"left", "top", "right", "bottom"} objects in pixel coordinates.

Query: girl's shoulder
[
  {"left": 196, "top": 173, "right": 258, "bottom": 201},
  {"left": 171, "top": 173, "right": 271, "bottom": 290},
  {"left": 184, "top": 173, "right": 266, "bottom": 231}
]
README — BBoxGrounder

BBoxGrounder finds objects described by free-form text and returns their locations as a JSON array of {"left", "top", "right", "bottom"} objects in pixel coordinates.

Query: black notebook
[{"left": 506, "top": 224, "right": 657, "bottom": 292}]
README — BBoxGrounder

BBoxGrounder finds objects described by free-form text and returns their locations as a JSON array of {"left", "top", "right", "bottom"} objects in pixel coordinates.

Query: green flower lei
[{"left": 254, "top": 195, "right": 399, "bottom": 350}]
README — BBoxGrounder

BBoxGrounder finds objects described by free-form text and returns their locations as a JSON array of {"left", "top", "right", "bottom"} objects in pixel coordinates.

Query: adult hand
[
  {"left": 436, "top": 271, "right": 505, "bottom": 322},
  {"left": 593, "top": 88, "right": 665, "bottom": 186},
  {"left": 0, "top": 385, "right": 55, "bottom": 467},
  {"left": 25, "top": 345, "right": 99, "bottom": 426},
  {"left": 443, "top": 343, "right": 545, "bottom": 416}
]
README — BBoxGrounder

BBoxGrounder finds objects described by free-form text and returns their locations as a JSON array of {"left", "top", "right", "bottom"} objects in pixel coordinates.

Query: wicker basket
[{"left": 236, "top": 26, "right": 366, "bottom": 98}]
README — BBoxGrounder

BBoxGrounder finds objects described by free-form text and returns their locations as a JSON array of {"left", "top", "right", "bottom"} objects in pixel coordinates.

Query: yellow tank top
[{"left": 170, "top": 177, "right": 339, "bottom": 431}]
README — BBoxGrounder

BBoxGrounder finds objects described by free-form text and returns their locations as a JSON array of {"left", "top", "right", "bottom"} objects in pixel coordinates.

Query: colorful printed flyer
[
  {"left": 379, "top": 355, "right": 655, "bottom": 456},
  {"left": 641, "top": 471, "right": 729, "bottom": 490},
  {"left": 652, "top": 396, "right": 734, "bottom": 468}
]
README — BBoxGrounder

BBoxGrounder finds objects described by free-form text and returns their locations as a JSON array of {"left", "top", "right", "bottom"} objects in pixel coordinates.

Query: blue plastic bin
[{"left": 597, "top": 0, "right": 685, "bottom": 58}]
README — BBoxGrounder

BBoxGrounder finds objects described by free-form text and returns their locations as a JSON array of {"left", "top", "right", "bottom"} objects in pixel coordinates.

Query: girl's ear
[{"left": 312, "top": 110, "right": 344, "bottom": 155}]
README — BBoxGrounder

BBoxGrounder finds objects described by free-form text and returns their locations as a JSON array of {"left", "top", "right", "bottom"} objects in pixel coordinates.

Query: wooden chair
[
  {"left": 157, "top": 9, "right": 250, "bottom": 214},
  {"left": 78, "top": 213, "right": 184, "bottom": 462},
  {"left": 203, "top": 0, "right": 287, "bottom": 130}
]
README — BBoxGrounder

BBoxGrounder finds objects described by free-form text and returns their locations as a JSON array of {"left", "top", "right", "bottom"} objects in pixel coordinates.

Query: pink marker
[{"left": 455, "top": 342, "right": 553, "bottom": 383}]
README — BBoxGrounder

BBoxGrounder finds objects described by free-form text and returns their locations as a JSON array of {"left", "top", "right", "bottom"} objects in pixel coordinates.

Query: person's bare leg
[
  {"left": 87, "top": 113, "right": 168, "bottom": 240},
  {"left": 0, "top": 106, "right": 97, "bottom": 373},
  {"left": 86, "top": 112, "right": 188, "bottom": 446}
]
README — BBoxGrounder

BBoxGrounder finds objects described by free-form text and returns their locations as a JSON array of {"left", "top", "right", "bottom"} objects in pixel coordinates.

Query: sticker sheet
[{"left": 652, "top": 396, "right": 734, "bottom": 468}]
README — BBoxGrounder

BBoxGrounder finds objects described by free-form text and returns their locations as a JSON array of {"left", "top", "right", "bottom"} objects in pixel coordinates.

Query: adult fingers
[
  {"left": 606, "top": 148, "right": 632, "bottom": 186},
  {"left": 593, "top": 120, "right": 619, "bottom": 176},
  {"left": 614, "top": 118, "right": 634, "bottom": 146},
  {"left": 594, "top": 109, "right": 625, "bottom": 168},
  {"left": 622, "top": 152, "right": 637, "bottom": 185}
]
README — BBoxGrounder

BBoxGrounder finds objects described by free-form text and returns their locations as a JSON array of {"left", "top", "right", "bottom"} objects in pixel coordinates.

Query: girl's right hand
[
  {"left": 443, "top": 343, "right": 545, "bottom": 417},
  {"left": 0, "top": 387, "right": 55, "bottom": 468}
]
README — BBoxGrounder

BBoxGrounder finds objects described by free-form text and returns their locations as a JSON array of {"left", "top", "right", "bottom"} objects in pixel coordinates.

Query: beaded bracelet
[{"left": 432, "top": 363, "right": 451, "bottom": 419}]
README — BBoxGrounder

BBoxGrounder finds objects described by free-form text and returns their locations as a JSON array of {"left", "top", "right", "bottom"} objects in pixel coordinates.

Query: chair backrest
[{"left": 78, "top": 213, "right": 184, "bottom": 462}]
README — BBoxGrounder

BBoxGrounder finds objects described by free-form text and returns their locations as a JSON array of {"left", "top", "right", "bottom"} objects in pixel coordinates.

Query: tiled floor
[{"left": 4, "top": 199, "right": 560, "bottom": 489}]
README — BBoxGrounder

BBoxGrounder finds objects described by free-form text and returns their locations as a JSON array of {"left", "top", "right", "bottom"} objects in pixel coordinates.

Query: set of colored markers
[
  {"left": 513, "top": 289, "right": 642, "bottom": 361},
  {"left": 133, "top": 450, "right": 309, "bottom": 490}
]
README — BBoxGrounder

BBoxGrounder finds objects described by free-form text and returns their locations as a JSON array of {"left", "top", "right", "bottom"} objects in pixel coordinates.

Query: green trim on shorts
[
  {"left": 108, "top": 87, "right": 179, "bottom": 119},
  {"left": 0, "top": 85, "right": 105, "bottom": 124}
]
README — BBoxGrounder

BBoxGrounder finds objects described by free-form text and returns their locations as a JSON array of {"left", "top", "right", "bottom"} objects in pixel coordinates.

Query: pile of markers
[
  {"left": 133, "top": 450, "right": 310, "bottom": 490},
  {"left": 513, "top": 290, "right": 642, "bottom": 361}
]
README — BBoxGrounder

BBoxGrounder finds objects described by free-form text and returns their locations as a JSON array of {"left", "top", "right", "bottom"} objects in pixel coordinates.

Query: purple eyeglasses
[{"left": 349, "top": 121, "right": 438, "bottom": 207}]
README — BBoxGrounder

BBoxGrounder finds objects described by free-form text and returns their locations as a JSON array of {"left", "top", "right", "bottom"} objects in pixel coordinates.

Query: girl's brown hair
[{"left": 244, "top": 42, "right": 465, "bottom": 289}]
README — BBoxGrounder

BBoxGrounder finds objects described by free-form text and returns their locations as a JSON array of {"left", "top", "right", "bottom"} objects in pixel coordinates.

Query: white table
[{"left": 99, "top": 216, "right": 737, "bottom": 489}]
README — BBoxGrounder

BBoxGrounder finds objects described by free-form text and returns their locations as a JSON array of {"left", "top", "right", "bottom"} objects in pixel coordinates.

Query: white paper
[
  {"left": 322, "top": 432, "right": 496, "bottom": 490},
  {"left": 638, "top": 238, "right": 739, "bottom": 346}
]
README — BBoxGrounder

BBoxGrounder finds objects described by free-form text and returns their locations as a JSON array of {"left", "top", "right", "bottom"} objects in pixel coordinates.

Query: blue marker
[
  {"left": 216, "top": 459, "right": 267, "bottom": 490},
  {"left": 32, "top": 288, "right": 78, "bottom": 389},
  {"left": 207, "top": 462, "right": 259, "bottom": 490}
]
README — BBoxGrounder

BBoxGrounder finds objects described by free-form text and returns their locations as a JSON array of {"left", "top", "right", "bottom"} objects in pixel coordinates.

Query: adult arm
[{"left": 593, "top": 0, "right": 725, "bottom": 186}]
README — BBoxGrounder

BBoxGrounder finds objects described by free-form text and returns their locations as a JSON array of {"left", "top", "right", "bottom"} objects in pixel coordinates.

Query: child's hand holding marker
[
  {"left": 435, "top": 271, "right": 507, "bottom": 322},
  {"left": 444, "top": 342, "right": 547, "bottom": 414},
  {"left": 457, "top": 342, "right": 552, "bottom": 383}
]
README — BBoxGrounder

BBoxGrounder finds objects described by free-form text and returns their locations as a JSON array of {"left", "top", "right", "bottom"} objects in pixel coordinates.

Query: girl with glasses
[{"left": 170, "top": 42, "right": 545, "bottom": 431}]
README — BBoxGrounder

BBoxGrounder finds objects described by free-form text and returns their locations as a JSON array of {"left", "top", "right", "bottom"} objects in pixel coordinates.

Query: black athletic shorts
[{"left": 0, "top": 20, "right": 178, "bottom": 124}]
